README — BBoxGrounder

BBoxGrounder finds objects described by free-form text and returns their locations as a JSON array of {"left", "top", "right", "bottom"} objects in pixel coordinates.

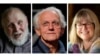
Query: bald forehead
[
  {"left": 4, "top": 8, "right": 27, "bottom": 22},
  {"left": 1, "top": 8, "right": 27, "bottom": 27}
]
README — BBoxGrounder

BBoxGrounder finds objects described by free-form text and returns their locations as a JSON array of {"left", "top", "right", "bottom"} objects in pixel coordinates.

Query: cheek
[
  {"left": 88, "top": 27, "right": 94, "bottom": 36},
  {"left": 55, "top": 28, "right": 62, "bottom": 37},
  {"left": 76, "top": 29, "right": 81, "bottom": 36},
  {"left": 6, "top": 27, "right": 13, "bottom": 35},
  {"left": 40, "top": 28, "right": 47, "bottom": 34},
  {"left": 21, "top": 26, "right": 25, "bottom": 31},
  {"left": 20, "top": 24, "right": 27, "bottom": 32},
  {"left": 39, "top": 28, "right": 48, "bottom": 39}
]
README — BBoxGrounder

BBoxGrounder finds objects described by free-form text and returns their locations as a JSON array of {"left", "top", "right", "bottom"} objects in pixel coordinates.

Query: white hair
[
  {"left": 5, "top": 27, "right": 29, "bottom": 46},
  {"left": 33, "top": 6, "right": 66, "bottom": 29}
]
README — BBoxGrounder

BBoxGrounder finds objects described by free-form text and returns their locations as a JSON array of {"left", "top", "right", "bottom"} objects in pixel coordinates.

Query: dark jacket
[{"left": 32, "top": 38, "right": 66, "bottom": 53}]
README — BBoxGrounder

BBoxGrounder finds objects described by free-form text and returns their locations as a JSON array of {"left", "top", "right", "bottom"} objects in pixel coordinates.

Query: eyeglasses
[
  {"left": 76, "top": 22, "right": 94, "bottom": 29},
  {"left": 41, "top": 21, "right": 61, "bottom": 28}
]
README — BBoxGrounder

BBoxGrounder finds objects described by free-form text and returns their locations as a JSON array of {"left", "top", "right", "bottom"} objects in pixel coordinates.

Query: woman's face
[{"left": 76, "top": 18, "right": 95, "bottom": 41}]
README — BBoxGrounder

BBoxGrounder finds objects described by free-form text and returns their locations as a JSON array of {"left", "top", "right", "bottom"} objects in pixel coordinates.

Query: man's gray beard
[{"left": 5, "top": 28, "right": 29, "bottom": 46}]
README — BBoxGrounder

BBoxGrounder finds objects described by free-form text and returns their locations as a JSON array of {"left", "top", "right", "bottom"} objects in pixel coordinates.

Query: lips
[
  {"left": 47, "top": 32, "right": 56, "bottom": 34},
  {"left": 81, "top": 30, "right": 89, "bottom": 34},
  {"left": 14, "top": 33, "right": 21, "bottom": 39}
]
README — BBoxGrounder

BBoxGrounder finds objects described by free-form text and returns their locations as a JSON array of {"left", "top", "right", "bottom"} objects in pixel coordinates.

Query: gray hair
[{"left": 33, "top": 6, "right": 66, "bottom": 29}]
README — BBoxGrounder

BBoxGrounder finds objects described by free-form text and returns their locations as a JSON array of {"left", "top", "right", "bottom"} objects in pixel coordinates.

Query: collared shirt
[
  {"left": 0, "top": 33, "right": 31, "bottom": 53},
  {"left": 33, "top": 38, "right": 66, "bottom": 53}
]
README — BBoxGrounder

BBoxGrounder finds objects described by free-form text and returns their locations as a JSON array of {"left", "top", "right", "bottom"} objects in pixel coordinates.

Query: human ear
[{"left": 35, "top": 29, "right": 41, "bottom": 36}]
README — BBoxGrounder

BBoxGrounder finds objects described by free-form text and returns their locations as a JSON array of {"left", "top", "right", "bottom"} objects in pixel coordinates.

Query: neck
[
  {"left": 82, "top": 40, "right": 93, "bottom": 52},
  {"left": 41, "top": 38, "right": 59, "bottom": 53}
]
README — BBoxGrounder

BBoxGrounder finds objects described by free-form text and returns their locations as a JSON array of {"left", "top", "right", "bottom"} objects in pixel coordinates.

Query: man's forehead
[
  {"left": 39, "top": 10, "right": 59, "bottom": 19},
  {"left": 40, "top": 10, "right": 58, "bottom": 16},
  {"left": 6, "top": 10, "right": 26, "bottom": 21},
  {"left": 37, "top": 10, "right": 60, "bottom": 23}
]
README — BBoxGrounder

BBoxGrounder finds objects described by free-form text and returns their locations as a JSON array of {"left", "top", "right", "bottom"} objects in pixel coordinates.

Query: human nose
[
  {"left": 14, "top": 24, "right": 19, "bottom": 32},
  {"left": 48, "top": 23, "right": 54, "bottom": 31},
  {"left": 82, "top": 24, "right": 87, "bottom": 30}
]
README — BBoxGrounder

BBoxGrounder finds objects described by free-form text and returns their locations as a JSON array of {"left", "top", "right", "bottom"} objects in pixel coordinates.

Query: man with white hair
[
  {"left": 1, "top": 7, "right": 31, "bottom": 53},
  {"left": 33, "top": 7, "right": 66, "bottom": 53}
]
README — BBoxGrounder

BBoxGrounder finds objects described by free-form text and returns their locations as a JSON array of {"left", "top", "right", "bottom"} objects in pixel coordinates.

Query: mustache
[{"left": 13, "top": 32, "right": 22, "bottom": 35}]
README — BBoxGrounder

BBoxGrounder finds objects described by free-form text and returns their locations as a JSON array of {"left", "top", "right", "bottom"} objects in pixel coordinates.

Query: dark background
[
  {"left": 0, "top": 4, "right": 31, "bottom": 41},
  {"left": 32, "top": 4, "right": 67, "bottom": 51}
]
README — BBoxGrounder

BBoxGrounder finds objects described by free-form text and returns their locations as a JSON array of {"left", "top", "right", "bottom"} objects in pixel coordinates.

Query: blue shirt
[{"left": 33, "top": 38, "right": 66, "bottom": 53}]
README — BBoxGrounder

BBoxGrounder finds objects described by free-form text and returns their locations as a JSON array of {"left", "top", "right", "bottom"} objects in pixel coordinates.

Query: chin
[
  {"left": 46, "top": 38, "right": 59, "bottom": 42},
  {"left": 6, "top": 28, "right": 29, "bottom": 46}
]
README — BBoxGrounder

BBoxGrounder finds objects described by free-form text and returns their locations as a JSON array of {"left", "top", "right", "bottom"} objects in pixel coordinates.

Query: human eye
[
  {"left": 42, "top": 21, "right": 49, "bottom": 26},
  {"left": 76, "top": 23, "right": 82, "bottom": 26},
  {"left": 53, "top": 21, "right": 60, "bottom": 26},
  {"left": 7, "top": 23, "right": 13, "bottom": 28},
  {"left": 86, "top": 22, "right": 93, "bottom": 27},
  {"left": 76, "top": 23, "right": 83, "bottom": 29},
  {"left": 86, "top": 22, "right": 93, "bottom": 26},
  {"left": 18, "top": 20, "right": 23, "bottom": 25}
]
